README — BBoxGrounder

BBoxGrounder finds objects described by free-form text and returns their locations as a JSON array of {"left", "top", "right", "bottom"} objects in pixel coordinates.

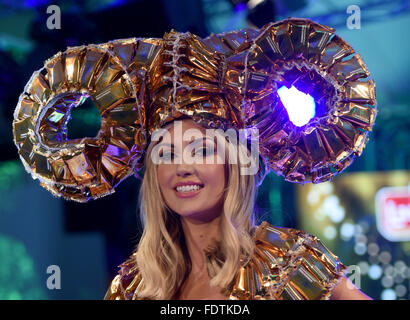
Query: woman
[
  {"left": 12, "top": 18, "right": 376, "bottom": 300},
  {"left": 103, "top": 118, "right": 371, "bottom": 300}
]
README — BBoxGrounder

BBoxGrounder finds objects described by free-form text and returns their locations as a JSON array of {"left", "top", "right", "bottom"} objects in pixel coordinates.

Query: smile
[{"left": 174, "top": 185, "right": 204, "bottom": 198}]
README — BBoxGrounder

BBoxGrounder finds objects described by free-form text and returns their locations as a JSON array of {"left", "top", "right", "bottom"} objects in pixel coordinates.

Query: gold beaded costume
[{"left": 12, "top": 18, "right": 376, "bottom": 300}]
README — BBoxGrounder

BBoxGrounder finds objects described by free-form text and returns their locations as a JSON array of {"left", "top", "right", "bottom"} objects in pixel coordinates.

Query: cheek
[{"left": 202, "top": 164, "right": 226, "bottom": 192}]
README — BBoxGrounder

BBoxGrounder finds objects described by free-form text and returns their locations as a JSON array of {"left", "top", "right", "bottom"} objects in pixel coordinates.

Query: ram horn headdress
[{"left": 12, "top": 18, "right": 376, "bottom": 202}]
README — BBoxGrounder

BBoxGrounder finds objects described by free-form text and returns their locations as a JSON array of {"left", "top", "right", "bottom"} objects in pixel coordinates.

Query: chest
[{"left": 174, "top": 272, "right": 229, "bottom": 300}]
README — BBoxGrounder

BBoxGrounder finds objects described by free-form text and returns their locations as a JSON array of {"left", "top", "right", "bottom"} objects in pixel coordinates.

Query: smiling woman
[
  {"left": 103, "top": 118, "right": 371, "bottom": 300},
  {"left": 101, "top": 17, "right": 373, "bottom": 300},
  {"left": 13, "top": 17, "right": 375, "bottom": 300},
  {"left": 156, "top": 121, "right": 228, "bottom": 222},
  {"left": 133, "top": 118, "right": 257, "bottom": 300}
]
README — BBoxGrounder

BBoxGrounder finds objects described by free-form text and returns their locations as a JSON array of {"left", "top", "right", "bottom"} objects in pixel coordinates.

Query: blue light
[
  {"left": 234, "top": 3, "right": 247, "bottom": 12},
  {"left": 24, "top": 0, "right": 50, "bottom": 8},
  {"left": 277, "top": 85, "right": 316, "bottom": 127}
]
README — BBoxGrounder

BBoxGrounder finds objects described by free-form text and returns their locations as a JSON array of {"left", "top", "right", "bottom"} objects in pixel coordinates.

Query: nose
[{"left": 176, "top": 161, "right": 195, "bottom": 178}]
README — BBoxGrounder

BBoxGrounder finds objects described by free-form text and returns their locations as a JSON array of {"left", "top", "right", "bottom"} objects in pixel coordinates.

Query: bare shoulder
[{"left": 329, "top": 276, "right": 372, "bottom": 300}]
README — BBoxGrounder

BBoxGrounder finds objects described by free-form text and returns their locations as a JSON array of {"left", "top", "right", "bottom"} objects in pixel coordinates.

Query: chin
[
  {"left": 176, "top": 207, "right": 222, "bottom": 222},
  {"left": 172, "top": 207, "right": 201, "bottom": 217}
]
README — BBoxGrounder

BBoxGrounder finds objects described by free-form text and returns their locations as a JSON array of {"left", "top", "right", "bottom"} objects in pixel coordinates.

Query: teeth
[{"left": 176, "top": 185, "right": 202, "bottom": 192}]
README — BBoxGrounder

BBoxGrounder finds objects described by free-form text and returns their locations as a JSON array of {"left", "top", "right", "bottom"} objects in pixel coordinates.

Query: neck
[{"left": 181, "top": 215, "right": 222, "bottom": 273}]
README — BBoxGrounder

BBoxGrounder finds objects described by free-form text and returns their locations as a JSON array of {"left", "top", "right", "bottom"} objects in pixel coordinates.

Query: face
[{"left": 154, "top": 119, "right": 227, "bottom": 223}]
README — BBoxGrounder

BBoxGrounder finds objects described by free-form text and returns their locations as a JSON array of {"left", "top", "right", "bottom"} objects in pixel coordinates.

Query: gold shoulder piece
[
  {"left": 104, "top": 252, "right": 144, "bottom": 300},
  {"left": 230, "top": 221, "right": 347, "bottom": 300}
]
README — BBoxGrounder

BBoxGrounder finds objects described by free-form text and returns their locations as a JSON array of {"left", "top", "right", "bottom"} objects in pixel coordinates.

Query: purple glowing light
[{"left": 277, "top": 85, "right": 316, "bottom": 127}]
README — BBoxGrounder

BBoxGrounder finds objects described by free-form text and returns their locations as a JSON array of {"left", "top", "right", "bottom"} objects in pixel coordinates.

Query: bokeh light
[
  {"left": 0, "top": 234, "right": 46, "bottom": 299},
  {"left": 381, "top": 289, "right": 396, "bottom": 300}
]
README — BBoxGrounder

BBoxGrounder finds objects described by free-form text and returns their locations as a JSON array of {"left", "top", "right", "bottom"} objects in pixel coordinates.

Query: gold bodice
[{"left": 104, "top": 221, "right": 346, "bottom": 300}]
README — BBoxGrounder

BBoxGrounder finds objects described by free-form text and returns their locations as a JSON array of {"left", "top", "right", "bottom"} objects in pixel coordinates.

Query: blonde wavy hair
[{"left": 135, "top": 124, "right": 258, "bottom": 299}]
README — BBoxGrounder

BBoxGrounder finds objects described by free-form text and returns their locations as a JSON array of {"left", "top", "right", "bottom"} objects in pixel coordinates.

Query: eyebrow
[{"left": 155, "top": 136, "right": 216, "bottom": 148}]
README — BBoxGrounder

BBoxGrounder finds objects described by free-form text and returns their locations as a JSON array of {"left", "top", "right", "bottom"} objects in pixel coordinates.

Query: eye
[
  {"left": 159, "top": 150, "right": 174, "bottom": 160},
  {"left": 192, "top": 147, "right": 214, "bottom": 158}
]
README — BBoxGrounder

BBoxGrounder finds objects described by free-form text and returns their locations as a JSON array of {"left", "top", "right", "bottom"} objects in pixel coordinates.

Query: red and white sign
[{"left": 375, "top": 186, "right": 410, "bottom": 241}]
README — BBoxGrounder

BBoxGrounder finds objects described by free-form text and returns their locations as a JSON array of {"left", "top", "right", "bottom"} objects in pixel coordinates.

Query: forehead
[
  {"left": 159, "top": 119, "right": 210, "bottom": 143},
  {"left": 164, "top": 119, "right": 205, "bottom": 133}
]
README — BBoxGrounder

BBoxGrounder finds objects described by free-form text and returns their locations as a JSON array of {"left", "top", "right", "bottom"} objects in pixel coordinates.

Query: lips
[
  {"left": 174, "top": 187, "right": 203, "bottom": 198},
  {"left": 174, "top": 181, "right": 204, "bottom": 198},
  {"left": 174, "top": 181, "right": 204, "bottom": 190}
]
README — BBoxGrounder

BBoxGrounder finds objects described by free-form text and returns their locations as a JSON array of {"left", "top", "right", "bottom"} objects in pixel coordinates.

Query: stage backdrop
[{"left": 296, "top": 171, "right": 410, "bottom": 300}]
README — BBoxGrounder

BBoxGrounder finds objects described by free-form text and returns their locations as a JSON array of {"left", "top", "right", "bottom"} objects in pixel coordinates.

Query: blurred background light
[
  {"left": 384, "top": 265, "right": 396, "bottom": 277},
  {"left": 358, "top": 261, "right": 369, "bottom": 275},
  {"left": 381, "top": 288, "right": 397, "bottom": 300},
  {"left": 340, "top": 222, "right": 355, "bottom": 241},
  {"left": 367, "top": 243, "right": 380, "bottom": 256},
  {"left": 379, "top": 251, "right": 392, "bottom": 265},
  {"left": 368, "top": 264, "right": 383, "bottom": 280},
  {"left": 395, "top": 284, "right": 407, "bottom": 297},
  {"left": 381, "top": 275, "right": 394, "bottom": 288},
  {"left": 354, "top": 243, "right": 367, "bottom": 256},
  {"left": 323, "top": 225, "right": 337, "bottom": 240}
]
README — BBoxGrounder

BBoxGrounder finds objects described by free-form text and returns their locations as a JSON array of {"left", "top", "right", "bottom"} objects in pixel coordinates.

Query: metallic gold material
[
  {"left": 235, "top": 19, "right": 376, "bottom": 184},
  {"left": 104, "top": 221, "right": 346, "bottom": 300},
  {"left": 13, "top": 18, "right": 376, "bottom": 201},
  {"left": 12, "top": 41, "right": 153, "bottom": 202}
]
